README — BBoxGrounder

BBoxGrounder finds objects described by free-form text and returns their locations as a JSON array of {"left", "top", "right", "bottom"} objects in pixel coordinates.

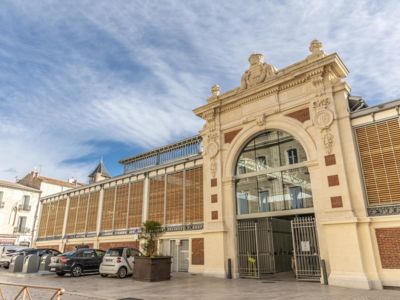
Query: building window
[
  {"left": 287, "top": 149, "right": 298, "bottom": 165},
  {"left": 23, "top": 195, "right": 30, "bottom": 211},
  {"left": 235, "top": 130, "right": 312, "bottom": 216},
  {"left": 16, "top": 216, "right": 27, "bottom": 233},
  {"left": 0, "top": 191, "right": 4, "bottom": 208}
]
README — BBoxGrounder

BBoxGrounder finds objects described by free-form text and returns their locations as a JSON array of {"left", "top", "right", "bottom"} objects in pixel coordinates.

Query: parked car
[
  {"left": 0, "top": 247, "right": 59, "bottom": 269},
  {"left": 99, "top": 247, "right": 143, "bottom": 278},
  {"left": 48, "top": 248, "right": 105, "bottom": 277}
]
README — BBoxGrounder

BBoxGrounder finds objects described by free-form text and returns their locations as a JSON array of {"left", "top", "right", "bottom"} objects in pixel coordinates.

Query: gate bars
[
  {"left": 237, "top": 216, "right": 321, "bottom": 282},
  {"left": 291, "top": 216, "right": 321, "bottom": 281}
]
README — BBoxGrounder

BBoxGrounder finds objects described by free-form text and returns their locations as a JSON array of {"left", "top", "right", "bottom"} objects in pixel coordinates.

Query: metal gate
[
  {"left": 291, "top": 216, "right": 321, "bottom": 281},
  {"left": 237, "top": 219, "right": 275, "bottom": 278},
  {"left": 163, "top": 239, "right": 189, "bottom": 272}
]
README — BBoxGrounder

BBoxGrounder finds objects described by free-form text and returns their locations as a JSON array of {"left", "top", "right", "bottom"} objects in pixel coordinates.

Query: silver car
[{"left": 99, "top": 247, "right": 142, "bottom": 278}]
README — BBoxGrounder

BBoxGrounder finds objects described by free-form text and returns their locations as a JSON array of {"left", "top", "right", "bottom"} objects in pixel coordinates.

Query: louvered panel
[
  {"left": 148, "top": 175, "right": 165, "bottom": 224},
  {"left": 45, "top": 201, "right": 58, "bottom": 236},
  {"left": 101, "top": 187, "right": 115, "bottom": 231},
  {"left": 355, "top": 118, "right": 400, "bottom": 206},
  {"left": 75, "top": 193, "right": 89, "bottom": 233},
  {"left": 166, "top": 171, "right": 184, "bottom": 225},
  {"left": 38, "top": 203, "right": 50, "bottom": 237},
  {"left": 66, "top": 196, "right": 79, "bottom": 234},
  {"left": 114, "top": 184, "right": 129, "bottom": 229},
  {"left": 128, "top": 181, "right": 144, "bottom": 228},
  {"left": 54, "top": 198, "right": 66, "bottom": 236},
  {"left": 86, "top": 191, "right": 99, "bottom": 232},
  {"left": 185, "top": 167, "right": 204, "bottom": 223}
]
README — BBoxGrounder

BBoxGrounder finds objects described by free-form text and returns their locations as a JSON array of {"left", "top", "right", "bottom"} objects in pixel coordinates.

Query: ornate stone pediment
[{"left": 240, "top": 53, "right": 277, "bottom": 90}]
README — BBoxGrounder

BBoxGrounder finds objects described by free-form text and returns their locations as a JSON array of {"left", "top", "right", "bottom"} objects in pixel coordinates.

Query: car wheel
[
  {"left": 56, "top": 272, "right": 65, "bottom": 276},
  {"left": 117, "top": 267, "right": 127, "bottom": 279},
  {"left": 100, "top": 273, "right": 107, "bottom": 277},
  {"left": 3, "top": 264, "right": 9, "bottom": 269},
  {"left": 71, "top": 265, "right": 82, "bottom": 277}
]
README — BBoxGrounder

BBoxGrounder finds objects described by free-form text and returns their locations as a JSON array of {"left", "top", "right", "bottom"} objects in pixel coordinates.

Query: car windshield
[{"left": 106, "top": 248, "right": 123, "bottom": 256}]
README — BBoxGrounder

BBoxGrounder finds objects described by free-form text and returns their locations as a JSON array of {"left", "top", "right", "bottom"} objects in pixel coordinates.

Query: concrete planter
[{"left": 133, "top": 256, "right": 172, "bottom": 282}]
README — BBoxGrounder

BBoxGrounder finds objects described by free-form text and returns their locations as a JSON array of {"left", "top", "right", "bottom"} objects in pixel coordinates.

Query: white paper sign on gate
[{"left": 301, "top": 241, "right": 310, "bottom": 252}]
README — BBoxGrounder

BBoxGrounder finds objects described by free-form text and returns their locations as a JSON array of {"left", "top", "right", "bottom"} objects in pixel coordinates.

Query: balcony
[
  {"left": 13, "top": 227, "right": 31, "bottom": 234},
  {"left": 18, "top": 204, "right": 31, "bottom": 212}
]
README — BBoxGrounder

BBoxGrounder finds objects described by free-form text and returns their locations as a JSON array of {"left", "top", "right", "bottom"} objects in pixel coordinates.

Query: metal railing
[
  {"left": 0, "top": 282, "right": 64, "bottom": 300},
  {"left": 17, "top": 205, "right": 31, "bottom": 212},
  {"left": 121, "top": 136, "right": 202, "bottom": 174}
]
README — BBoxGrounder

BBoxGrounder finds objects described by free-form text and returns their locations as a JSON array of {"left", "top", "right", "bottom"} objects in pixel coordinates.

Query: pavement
[{"left": 0, "top": 268, "right": 399, "bottom": 300}]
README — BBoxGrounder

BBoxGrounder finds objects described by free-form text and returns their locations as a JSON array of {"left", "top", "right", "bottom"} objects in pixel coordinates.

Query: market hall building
[{"left": 35, "top": 41, "right": 400, "bottom": 290}]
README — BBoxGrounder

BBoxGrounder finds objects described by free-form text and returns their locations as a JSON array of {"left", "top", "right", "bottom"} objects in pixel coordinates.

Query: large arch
[{"left": 224, "top": 115, "right": 318, "bottom": 178}]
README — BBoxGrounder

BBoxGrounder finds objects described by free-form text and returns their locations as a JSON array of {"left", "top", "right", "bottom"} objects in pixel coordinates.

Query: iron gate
[
  {"left": 237, "top": 219, "right": 275, "bottom": 278},
  {"left": 291, "top": 216, "right": 321, "bottom": 281}
]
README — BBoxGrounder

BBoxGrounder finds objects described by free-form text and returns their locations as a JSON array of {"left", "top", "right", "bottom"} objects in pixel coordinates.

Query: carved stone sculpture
[{"left": 240, "top": 53, "right": 277, "bottom": 89}]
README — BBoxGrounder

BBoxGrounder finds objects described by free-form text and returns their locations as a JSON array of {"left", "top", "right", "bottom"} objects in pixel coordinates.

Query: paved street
[{"left": 0, "top": 269, "right": 400, "bottom": 300}]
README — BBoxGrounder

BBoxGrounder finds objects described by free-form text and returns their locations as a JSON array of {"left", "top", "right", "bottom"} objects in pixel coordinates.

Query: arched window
[{"left": 235, "top": 130, "right": 313, "bottom": 215}]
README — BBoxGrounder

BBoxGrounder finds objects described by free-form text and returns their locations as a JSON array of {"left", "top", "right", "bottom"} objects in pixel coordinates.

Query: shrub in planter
[{"left": 133, "top": 220, "right": 171, "bottom": 281}]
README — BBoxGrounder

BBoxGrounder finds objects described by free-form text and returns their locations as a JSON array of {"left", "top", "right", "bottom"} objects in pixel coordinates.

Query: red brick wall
[
  {"left": 224, "top": 129, "right": 242, "bottom": 143},
  {"left": 285, "top": 108, "right": 310, "bottom": 123},
  {"left": 192, "top": 238, "right": 204, "bottom": 265},
  {"left": 99, "top": 241, "right": 139, "bottom": 251},
  {"left": 36, "top": 245, "right": 60, "bottom": 251},
  {"left": 376, "top": 228, "right": 400, "bottom": 269},
  {"left": 64, "top": 243, "right": 93, "bottom": 252}
]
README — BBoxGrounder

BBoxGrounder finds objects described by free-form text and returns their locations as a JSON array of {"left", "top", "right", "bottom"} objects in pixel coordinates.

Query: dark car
[
  {"left": 0, "top": 248, "right": 60, "bottom": 269},
  {"left": 48, "top": 248, "right": 105, "bottom": 277}
]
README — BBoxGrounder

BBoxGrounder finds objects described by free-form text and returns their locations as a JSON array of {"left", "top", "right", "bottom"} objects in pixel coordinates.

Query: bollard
[
  {"left": 321, "top": 259, "right": 328, "bottom": 285},
  {"left": 227, "top": 258, "right": 232, "bottom": 279}
]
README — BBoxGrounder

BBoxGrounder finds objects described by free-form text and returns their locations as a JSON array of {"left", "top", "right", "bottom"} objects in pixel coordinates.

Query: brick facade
[
  {"left": 327, "top": 175, "right": 340, "bottom": 187},
  {"left": 376, "top": 228, "right": 400, "bottom": 269},
  {"left": 325, "top": 154, "right": 336, "bottom": 166},
  {"left": 191, "top": 238, "right": 204, "bottom": 265},
  {"left": 285, "top": 108, "right": 310, "bottom": 123},
  {"left": 98, "top": 241, "right": 139, "bottom": 251},
  {"left": 224, "top": 129, "right": 242, "bottom": 144},
  {"left": 330, "top": 196, "right": 343, "bottom": 208}
]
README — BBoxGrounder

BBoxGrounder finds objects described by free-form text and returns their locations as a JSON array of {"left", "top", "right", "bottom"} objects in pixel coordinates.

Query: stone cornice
[{"left": 193, "top": 53, "right": 349, "bottom": 118}]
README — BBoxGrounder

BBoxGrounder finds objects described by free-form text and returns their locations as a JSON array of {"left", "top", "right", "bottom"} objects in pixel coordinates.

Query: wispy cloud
[{"left": 1, "top": 0, "right": 400, "bottom": 182}]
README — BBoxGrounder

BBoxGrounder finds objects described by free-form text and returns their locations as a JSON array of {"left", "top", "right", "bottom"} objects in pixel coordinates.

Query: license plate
[{"left": 50, "top": 267, "right": 56, "bottom": 271}]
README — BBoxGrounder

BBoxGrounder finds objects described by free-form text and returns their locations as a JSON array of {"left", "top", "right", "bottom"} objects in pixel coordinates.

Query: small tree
[{"left": 138, "top": 220, "right": 164, "bottom": 257}]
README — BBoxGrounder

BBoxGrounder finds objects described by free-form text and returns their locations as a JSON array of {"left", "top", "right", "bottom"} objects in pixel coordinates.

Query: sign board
[{"left": 301, "top": 241, "right": 310, "bottom": 252}]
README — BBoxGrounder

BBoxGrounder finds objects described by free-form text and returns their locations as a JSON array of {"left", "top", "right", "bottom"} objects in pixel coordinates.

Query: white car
[{"left": 99, "top": 247, "right": 142, "bottom": 278}]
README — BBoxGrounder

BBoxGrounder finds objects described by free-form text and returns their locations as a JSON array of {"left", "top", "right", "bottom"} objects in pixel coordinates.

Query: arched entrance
[{"left": 234, "top": 129, "right": 321, "bottom": 281}]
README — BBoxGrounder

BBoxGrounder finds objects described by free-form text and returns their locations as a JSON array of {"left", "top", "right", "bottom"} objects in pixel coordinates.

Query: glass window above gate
[{"left": 235, "top": 130, "right": 312, "bottom": 215}]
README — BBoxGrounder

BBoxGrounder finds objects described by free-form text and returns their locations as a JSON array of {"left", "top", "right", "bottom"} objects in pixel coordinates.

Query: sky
[{"left": 1, "top": 0, "right": 400, "bottom": 183}]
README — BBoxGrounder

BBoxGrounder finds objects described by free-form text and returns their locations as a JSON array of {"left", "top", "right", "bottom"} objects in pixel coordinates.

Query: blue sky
[{"left": 1, "top": 0, "right": 400, "bottom": 183}]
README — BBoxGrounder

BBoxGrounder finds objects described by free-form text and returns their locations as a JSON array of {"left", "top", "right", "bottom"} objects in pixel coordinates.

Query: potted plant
[{"left": 133, "top": 220, "right": 171, "bottom": 281}]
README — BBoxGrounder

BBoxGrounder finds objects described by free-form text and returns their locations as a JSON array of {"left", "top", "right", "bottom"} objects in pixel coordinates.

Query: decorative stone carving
[
  {"left": 211, "top": 84, "right": 220, "bottom": 97},
  {"left": 307, "top": 40, "right": 325, "bottom": 60},
  {"left": 312, "top": 96, "right": 335, "bottom": 154},
  {"left": 312, "top": 97, "right": 334, "bottom": 129},
  {"left": 208, "top": 84, "right": 221, "bottom": 102},
  {"left": 207, "top": 142, "right": 219, "bottom": 158},
  {"left": 202, "top": 109, "right": 220, "bottom": 178},
  {"left": 240, "top": 53, "right": 277, "bottom": 90},
  {"left": 314, "top": 109, "right": 334, "bottom": 129},
  {"left": 321, "top": 128, "right": 334, "bottom": 154},
  {"left": 368, "top": 204, "right": 400, "bottom": 216},
  {"left": 256, "top": 114, "right": 266, "bottom": 127}
]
